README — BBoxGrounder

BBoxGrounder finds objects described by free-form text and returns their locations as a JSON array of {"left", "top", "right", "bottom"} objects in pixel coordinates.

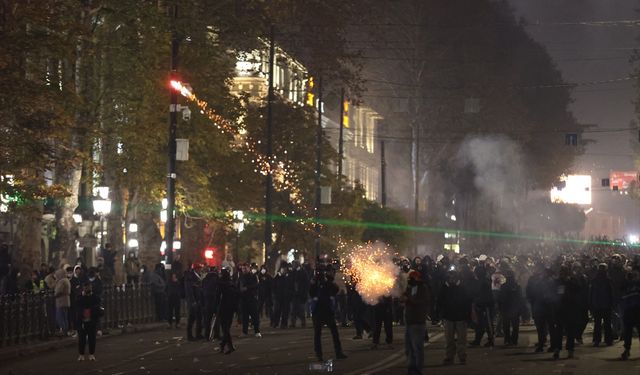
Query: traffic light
[
  {"left": 204, "top": 246, "right": 218, "bottom": 267},
  {"left": 306, "top": 76, "right": 315, "bottom": 107},
  {"left": 204, "top": 248, "right": 214, "bottom": 259}
]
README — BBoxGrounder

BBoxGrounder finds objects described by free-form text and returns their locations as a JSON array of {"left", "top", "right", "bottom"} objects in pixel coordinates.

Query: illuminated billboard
[
  {"left": 610, "top": 171, "right": 638, "bottom": 191},
  {"left": 550, "top": 175, "right": 592, "bottom": 205}
]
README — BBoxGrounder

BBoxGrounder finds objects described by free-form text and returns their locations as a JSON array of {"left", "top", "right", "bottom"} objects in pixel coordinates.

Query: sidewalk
[{"left": 0, "top": 322, "right": 170, "bottom": 363}]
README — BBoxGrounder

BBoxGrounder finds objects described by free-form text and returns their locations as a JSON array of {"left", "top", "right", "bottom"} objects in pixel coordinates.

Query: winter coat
[
  {"left": 273, "top": 272, "right": 294, "bottom": 301},
  {"left": 148, "top": 271, "right": 166, "bottom": 294},
  {"left": 258, "top": 272, "right": 272, "bottom": 300},
  {"left": 526, "top": 272, "right": 550, "bottom": 317},
  {"left": 473, "top": 270, "right": 494, "bottom": 308},
  {"left": 44, "top": 273, "right": 56, "bottom": 290},
  {"left": 75, "top": 292, "right": 101, "bottom": 325},
  {"left": 89, "top": 277, "right": 103, "bottom": 301},
  {"left": 216, "top": 279, "right": 239, "bottom": 318},
  {"left": 608, "top": 265, "right": 626, "bottom": 302},
  {"left": 0, "top": 269, "right": 18, "bottom": 296},
  {"left": 309, "top": 278, "right": 338, "bottom": 316},
  {"left": 404, "top": 281, "right": 430, "bottom": 325},
  {"left": 239, "top": 272, "right": 259, "bottom": 299},
  {"left": 620, "top": 273, "right": 640, "bottom": 310},
  {"left": 202, "top": 272, "right": 219, "bottom": 308},
  {"left": 54, "top": 269, "right": 71, "bottom": 308},
  {"left": 498, "top": 279, "right": 524, "bottom": 319},
  {"left": 590, "top": 271, "right": 614, "bottom": 311},
  {"left": 167, "top": 279, "right": 182, "bottom": 302},
  {"left": 184, "top": 270, "right": 202, "bottom": 306},
  {"left": 436, "top": 281, "right": 472, "bottom": 322},
  {"left": 124, "top": 258, "right": 141, "bottom": 277},
  {"left": 555, "top": 276, "right": 582, "bottom": 318},
  {"left": 291, "top": 268, "right": 310, "bottom": 302}
]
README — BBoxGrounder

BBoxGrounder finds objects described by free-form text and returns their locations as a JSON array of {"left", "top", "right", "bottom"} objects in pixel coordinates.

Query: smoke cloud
[{"left": 456, "top": 135, "right": 526, "bottom": 226}]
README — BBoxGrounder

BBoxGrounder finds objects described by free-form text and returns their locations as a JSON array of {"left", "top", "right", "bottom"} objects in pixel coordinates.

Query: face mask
[
  {"left": 67, "top": 273, "right": 73, "bottom": 278},
  {"left": 17, "top": 272, "right": 21, "bottom": 278},
  {"left": 261, "top": 269, "right": 266, "bottom": 274},
  {"left": 251, "top": 269, "right": 257, "bottom": 274},
  {"left": 89, "top": 277, "right": 96, "bottom": 282},
  {"left": 296, "top": 267, "right": 301, "bottom": 271}
]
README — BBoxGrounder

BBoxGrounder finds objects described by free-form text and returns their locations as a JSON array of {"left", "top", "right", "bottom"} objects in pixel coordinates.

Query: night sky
[
  {"left": 511, "top": 0, "right": 639, "bottom": 234},
  {"left": 511, "top": 0, "right": 637, "bottom": 172}
]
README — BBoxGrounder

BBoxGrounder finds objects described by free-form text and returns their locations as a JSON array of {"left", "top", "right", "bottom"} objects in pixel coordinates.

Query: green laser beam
[
  {"left": 243, "top": 212, "right": 635, "bottom": 248},
  {"left": 7, "top": 196, "right": 634, "bottom": 248}
]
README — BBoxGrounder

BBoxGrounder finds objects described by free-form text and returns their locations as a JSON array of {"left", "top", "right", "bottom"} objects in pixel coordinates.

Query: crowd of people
[{"left": 2, "top": 240, "right": 640, "bottom": 373}]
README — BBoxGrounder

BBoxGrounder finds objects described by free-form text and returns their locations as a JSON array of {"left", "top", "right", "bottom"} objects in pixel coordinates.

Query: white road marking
[{"left": 346, "top": 332, "right": 444, "bottom": 375}]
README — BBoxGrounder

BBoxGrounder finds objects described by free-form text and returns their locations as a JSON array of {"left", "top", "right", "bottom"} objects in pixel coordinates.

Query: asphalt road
[{"left": 1, "top": 322, "right": 639, "bottom": 375}]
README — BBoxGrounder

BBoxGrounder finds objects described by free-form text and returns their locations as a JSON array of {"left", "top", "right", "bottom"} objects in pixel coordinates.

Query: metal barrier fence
[{"left": 0, "top": 284, "right": 156, "bottom": 347}]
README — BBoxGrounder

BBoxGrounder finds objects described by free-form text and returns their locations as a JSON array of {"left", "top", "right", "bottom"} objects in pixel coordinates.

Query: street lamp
[
  {"left": 232, "top": 210, "right": 244, "bottom": 262},
  {"left": 93, "top": 185, "right": 112, "bottom": 249},
  {"left": 73, "top": 213, "right": 83, "bottom": 224}
]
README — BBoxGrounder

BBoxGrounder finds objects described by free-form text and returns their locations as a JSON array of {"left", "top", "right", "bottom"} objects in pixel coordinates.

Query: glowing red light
[{"left": 170, "top": 80, "right": 182, "bottom": 91}]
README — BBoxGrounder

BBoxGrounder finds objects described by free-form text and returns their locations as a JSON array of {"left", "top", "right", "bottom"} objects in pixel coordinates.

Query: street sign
[{"left": 176, "top": 139, "right": 189, "bottom": 161}]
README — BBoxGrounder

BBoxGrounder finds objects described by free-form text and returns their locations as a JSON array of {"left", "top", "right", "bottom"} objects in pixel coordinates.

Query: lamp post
[
  {"left": 93, "top": 185, "right": 112, "bottom": 250},
  {"left": 232, "top": 210, "right": 244, "bottom": 263}
]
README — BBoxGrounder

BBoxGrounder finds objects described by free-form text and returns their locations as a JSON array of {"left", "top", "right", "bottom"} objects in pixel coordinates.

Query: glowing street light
[{"left": 92, "top": 184, "right": 111, "bottom": 250}]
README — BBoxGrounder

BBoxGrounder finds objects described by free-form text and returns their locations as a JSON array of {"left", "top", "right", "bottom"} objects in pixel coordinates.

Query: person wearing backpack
[{"left": 76, "top": 281, "right": 101, "bottom": 361}]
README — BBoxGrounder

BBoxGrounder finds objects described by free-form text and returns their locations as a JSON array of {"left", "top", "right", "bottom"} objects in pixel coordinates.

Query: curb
[{"left": 0, "top": 322, "right": 169, "bottom": 363}]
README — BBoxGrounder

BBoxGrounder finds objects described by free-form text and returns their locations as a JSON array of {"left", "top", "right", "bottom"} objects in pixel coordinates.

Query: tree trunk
[
  {"left": 181, "top": 218, "right": 206, "bottom": 266},
  {"left": 138, "top": 211, "right": 162, "bottom": 269},
  {"left": 54, "top": 166, "right": 82, "bottom": 265},
  {"left": 106, "top": 184, "right": 125, "bottom": 284},
  {"left": 53, "top": 0, "right": 91, "bottom": 265},
  {"left": 14, "top": 202, "right": 43, "bottom": 273}
]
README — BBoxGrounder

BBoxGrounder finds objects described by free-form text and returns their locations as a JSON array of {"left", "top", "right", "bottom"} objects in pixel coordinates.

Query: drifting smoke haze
[
  {"left": 456, "top": 135, "right": 526, "bottom": 228},
  {"left": 454, "top": 135, "right": 588, "bottom": 241}
]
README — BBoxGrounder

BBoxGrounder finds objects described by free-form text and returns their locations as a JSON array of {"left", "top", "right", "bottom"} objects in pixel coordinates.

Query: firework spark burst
[{"left": 341, "top": 243, "right": 399, "bottom": 305}]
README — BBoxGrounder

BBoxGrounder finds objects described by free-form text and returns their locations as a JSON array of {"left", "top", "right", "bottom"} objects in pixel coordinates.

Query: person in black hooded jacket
[
  {"left": 526, "top": 264, "right": 553, "bottom": 352},
  {"left": 550, "top": 266, "right": 580, "bottom": 360},
  {"left": 309, "top": 263, "right": 347, "bottom": 362},
  {"left": 589, "top": 263, "right": 614, "bottom": 346},
  {"left": 620, "top": 259, "right": 640, "bottom": 361},
  {"left": 202, "top": 266, "right": 219, "bottom": 339},
  {"left": 75, "top": 281, "right": 101, "bottom": 361},
  {"left": 470, "top": 264, "right": 494, "bottom": 347},
  {"left": 217, "top": 267, "right": 239, "bottom": 354},
  {"left": 166, "top": 272, "right": 182, "bottom": 329},
  {"left": 498, "top": 270, "right": 523, "bottom": 346},
  {"left": 437, "top": 269, "right": 472, "bottom": 365}
]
